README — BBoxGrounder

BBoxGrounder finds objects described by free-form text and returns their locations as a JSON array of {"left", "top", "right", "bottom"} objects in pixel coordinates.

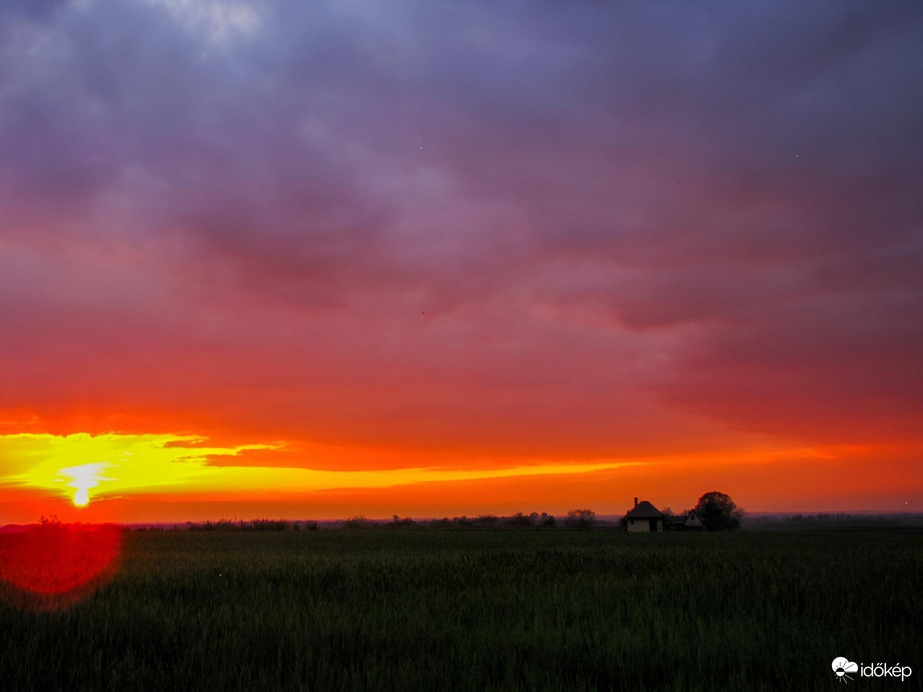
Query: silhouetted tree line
[
  {"left": 390, "top": 512, "right": 560, "bottom": 530},
  {"left": 787, "top": 513, "right": 855, "bottom": 522},
  {"left": 343, "top": 511, "right": 601, "bottom": 530},
  {"left": 122, "top": 496, "right": 747, "bottom": 533},
  {"left": 186, "top": 520, "right": 319, "bottom": 531},
  {"left": 175, "top": 513, "right": 589, "bottom": 531}
]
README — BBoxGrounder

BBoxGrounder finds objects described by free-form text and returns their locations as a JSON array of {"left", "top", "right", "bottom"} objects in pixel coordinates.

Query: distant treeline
[
  {"left": 747, "top": 512, "right": 923, "bottom": 531},
  {"left": 142, "top": 510, "right": 603, "bottom": 532},
  {"left": 182, "top": 519, "right": 318, "bottom": 531},
  {"left": 371, "top": 511, "right": 566, "bottom": 530},
  {"left": 124, "top": 511, "right": 923, "bottom": 533}
]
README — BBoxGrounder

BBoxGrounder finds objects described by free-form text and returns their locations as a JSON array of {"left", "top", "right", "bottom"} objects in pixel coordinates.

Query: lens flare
[{"left": 0, "top": 523, "right": 124, "bottom": 609}]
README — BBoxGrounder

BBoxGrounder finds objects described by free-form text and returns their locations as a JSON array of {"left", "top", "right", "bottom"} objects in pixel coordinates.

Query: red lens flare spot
[{"left": 0, "top": 523, "right": 123, "bottom": 608}]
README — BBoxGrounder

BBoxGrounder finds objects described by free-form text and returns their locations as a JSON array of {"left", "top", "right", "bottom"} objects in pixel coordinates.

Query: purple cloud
[{"left": 1, "top": 0, "right": 921, "bottom": 456}]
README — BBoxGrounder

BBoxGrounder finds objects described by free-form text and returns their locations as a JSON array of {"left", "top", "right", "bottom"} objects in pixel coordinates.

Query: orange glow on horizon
[{"left": 0, "top": 430, "right": 919, "bottom": 524}]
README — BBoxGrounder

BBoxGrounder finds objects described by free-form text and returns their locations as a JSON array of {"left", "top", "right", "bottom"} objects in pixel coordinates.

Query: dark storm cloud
[{"left": 1, "top": 0, "right": 921, "bottom": 449}]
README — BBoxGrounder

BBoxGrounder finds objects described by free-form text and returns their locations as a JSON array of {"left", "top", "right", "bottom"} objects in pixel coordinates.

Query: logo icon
[{"left": 832, "top": 657, "right": 859, "bottom": 683}]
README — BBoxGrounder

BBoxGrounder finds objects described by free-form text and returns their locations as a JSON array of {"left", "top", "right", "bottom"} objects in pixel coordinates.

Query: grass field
[{"left": 1, "top": 528, "right": 920, "bottom": 691}]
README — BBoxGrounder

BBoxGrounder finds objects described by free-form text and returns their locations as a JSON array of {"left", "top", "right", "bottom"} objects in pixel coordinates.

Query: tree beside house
[{"left": 622, "top": 492, "right": 742, "bottom": 532}]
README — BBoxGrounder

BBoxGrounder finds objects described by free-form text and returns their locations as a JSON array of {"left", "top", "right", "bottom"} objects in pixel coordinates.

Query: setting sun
[
  {"left": 61, "top": 462, "right": 107, "bottom": 508},
  {"left": 73, "top": 489, "right": 89, "bottom": 507}
]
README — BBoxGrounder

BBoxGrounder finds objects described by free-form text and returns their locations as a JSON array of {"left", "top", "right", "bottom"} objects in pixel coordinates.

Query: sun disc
[{"left": 73, "top": 488, "right": 89, "bottom": 507}]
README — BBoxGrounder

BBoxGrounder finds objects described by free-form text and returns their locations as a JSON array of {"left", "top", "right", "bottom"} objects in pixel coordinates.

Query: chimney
[{"left": 634, "top": 497, "right": 638, "bottom": 508}]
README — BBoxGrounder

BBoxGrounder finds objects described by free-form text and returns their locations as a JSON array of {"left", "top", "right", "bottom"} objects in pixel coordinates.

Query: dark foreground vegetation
[{"left": 1, "top": 529, "right": 921, "bottom": 691}]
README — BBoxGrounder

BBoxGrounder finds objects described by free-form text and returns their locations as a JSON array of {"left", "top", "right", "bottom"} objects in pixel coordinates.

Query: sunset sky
[{"left": 1, "top": 0, "right": 921, "bottom": 523}]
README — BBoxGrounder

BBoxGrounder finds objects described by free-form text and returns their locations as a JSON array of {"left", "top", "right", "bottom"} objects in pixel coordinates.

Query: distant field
[{"left": 1, "top": 529, "right": 920, "bottom": 691}]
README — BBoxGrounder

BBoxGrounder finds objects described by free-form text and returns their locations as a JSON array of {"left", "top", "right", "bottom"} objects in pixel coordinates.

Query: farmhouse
[
  {"left": 625, "top": 498, "right": 665, "bottom": 532},
  {"left": 666, "top": 510, "right": 706, "bottom": 531},
  {"left": 682, "top": 510, "right": 705, "bottom": 530}
]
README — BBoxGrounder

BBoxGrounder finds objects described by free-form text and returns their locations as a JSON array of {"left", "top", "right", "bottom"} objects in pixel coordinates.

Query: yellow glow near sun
[
  {"left": 1, "top": 433, "right": 278, "bottom": 505},
  {"left": 0, "top": 432, "right": 654, "bottom": 504}
]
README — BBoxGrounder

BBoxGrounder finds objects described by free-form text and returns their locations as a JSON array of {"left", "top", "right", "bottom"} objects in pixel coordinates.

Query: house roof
[{"left": 626, "top": 500, "right": 665, "bottom": 519}]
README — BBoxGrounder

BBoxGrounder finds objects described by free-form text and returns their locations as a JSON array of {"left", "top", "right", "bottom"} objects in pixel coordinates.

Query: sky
[{"left": 1, "top": 0, "right": 921, "bottom": 523}]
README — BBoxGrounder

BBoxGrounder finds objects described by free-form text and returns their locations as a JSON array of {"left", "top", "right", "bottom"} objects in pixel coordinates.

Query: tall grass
[{"left": 1, "top": 529, "right": 920, "bottom": 691}]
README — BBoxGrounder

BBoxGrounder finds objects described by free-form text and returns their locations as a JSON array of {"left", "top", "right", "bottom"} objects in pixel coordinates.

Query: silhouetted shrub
[
  {"left": 343, "top": 516, "right": 370, "bottom": 529},
  {"left": 387, "top": 515, "right": 418, "bottom": 529},
  {"left": 532, "top": 512, "right": 556, "bottom": 528},
  {"left": 564, "top": 509, "right": 596, "bottom": 529},
  {"left": 193, "top": 520, "right": 237, "bottom": 531},
  {"left": 503, "top": 512, "right": 534, "bottom": 529}
]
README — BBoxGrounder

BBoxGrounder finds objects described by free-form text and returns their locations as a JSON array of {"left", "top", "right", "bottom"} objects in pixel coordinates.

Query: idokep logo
[
  {"left": 832, "top": 658, "right": 858, "bottom": 683},
  {"left": 832, "top": 657, "right": 913, "bottom": 683}
]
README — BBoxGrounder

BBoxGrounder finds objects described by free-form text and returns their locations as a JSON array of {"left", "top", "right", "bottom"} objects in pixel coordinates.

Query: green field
[{"left": 1, "top": 528, "right": 920, "bottom": 691}]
